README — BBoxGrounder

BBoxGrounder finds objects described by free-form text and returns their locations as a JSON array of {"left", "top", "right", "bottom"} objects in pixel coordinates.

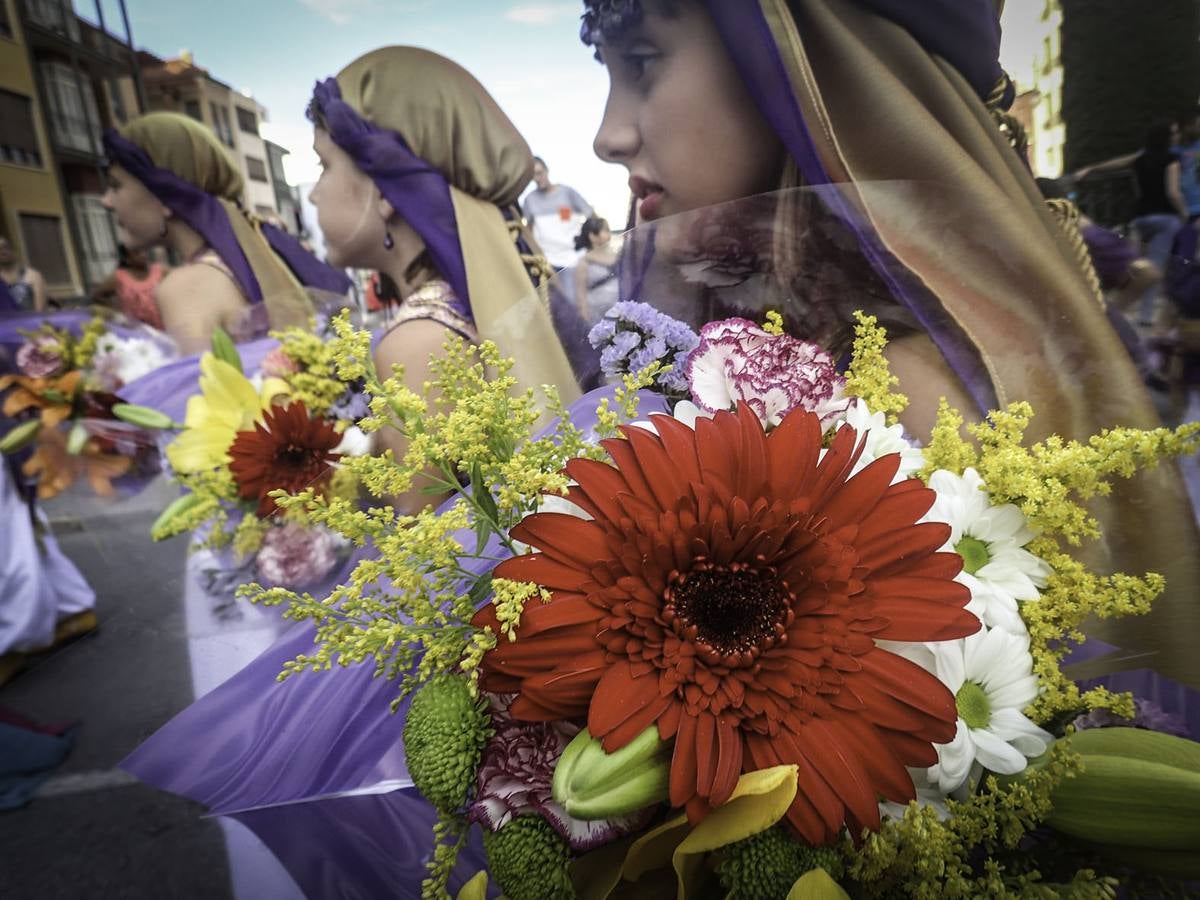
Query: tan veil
[
  {"left": 753, "top": 0, "right": 1199, "bottom": 686},
  {"left": 333, "top": 47, "right": 581, "bottom": 405}
]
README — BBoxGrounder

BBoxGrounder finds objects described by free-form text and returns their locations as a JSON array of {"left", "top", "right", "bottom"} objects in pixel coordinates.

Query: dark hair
[
  {"left": 1035, "top": 177, "right": 1067, "bottom": 201},
  {"left": 575, "top": 216, "right": 609, "bottom": 250},
  {"left": 1144, "top": 121, "right": 1177, "bottom": 161},
  {"left": 532, "top": 156, "right": 547, "bottom": 169}
]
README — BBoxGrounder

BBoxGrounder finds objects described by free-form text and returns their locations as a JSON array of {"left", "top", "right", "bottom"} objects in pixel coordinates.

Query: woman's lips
[{"left": 629, "top": 175, "right": 666, "bottom": 222}]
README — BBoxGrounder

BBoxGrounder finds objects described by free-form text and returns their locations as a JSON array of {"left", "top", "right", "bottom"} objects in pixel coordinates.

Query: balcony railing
[{"left": 21, "top": 0, "right": 79, "bottom": 40}]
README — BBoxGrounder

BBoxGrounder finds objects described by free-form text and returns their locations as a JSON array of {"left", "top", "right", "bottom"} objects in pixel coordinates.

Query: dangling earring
[
  {"left": 383, "top": 228, "right": 394, "bottom": 251},
  {"left": 159, "top": 218, "right": 169, "bottom": 239}
]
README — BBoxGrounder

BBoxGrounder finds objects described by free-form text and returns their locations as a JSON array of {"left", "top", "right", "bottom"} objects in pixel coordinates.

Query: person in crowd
[
  {"left": 90, "top": 245, "right": 167, "bottom": 329},
  {"left": 307, "top": 46, "right": 580, "bottom": 513},
  {"left": 583, "top": 0, "right": 1198, "bottom": 696},
  {"left": 522, "top": 156, "right": 594, "bottom": 268},
  {"left": 0, "top": 237, "right": 47, "bottom": 314},
  {"left": 1076, "top": 121, "right": 1189, "bottom": 325},
  {"left": 570, "top": 215, "right": 619, "bottom": 320},
  {"left": 1177, "top": 108, "right": 1200, "bottom": 224},
  {"left": 101, "top": 112, "right": 348, "bottom": 354}
]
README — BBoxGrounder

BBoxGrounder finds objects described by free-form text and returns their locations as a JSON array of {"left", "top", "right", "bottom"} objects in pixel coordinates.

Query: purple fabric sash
[
  {"left": 308, "top": 79, "right": 472, "bottom": 320},
  {"left": 703, "top": 3, "right": 1000, "bottom": 415},
  {"left": 260, "top": 221, "right": 353, "bottom": 296},
  {"left": 104, "top": 130, "right": 265, "bottom": 304}
]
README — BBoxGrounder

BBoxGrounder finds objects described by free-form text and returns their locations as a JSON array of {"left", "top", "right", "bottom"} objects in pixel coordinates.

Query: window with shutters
[
  {"left": 19, "top": 213, "right": 72, "bottom": 288},
  {"left": 236, "top": 106, "right": 258, "bottom": 135},
  {"left": 41, "top": 60, "right": 101, "bottom": 154},
  {"left": 246, "top": 156, "right": 269, "bottom": 183},
  {"left": 71, "top": 195, "right": 118, "bottom": 286},
  {"left": 0, "top": 89, "right": 43, "bottom": 167}
]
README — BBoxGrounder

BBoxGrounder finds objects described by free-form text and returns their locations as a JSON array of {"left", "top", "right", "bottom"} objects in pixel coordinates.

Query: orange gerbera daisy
[
  {"left": 474, "top": 404, "right": 979, "bottom": 846},
  {"left": 227, "top": 401, "right": 341, "bottom": 517}
]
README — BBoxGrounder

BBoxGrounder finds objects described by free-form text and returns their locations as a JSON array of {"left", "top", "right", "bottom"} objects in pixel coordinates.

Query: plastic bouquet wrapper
[
  {"left": 119, "top": 328, "right": 368, "bottom": 600},
  {"left": 122, "top": 186, "right": 1200, "bottom": 899},
  {"left": 0, "top": 308, "right": 177, "bottom": 500}
]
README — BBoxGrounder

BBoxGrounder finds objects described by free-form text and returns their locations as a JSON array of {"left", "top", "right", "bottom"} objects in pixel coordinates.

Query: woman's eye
[{"left": 622, "top": 51, "right": 660, "bottom": 80}]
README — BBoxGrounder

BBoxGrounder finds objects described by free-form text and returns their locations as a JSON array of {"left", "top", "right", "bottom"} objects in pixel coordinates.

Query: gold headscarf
[
  {"left": 119, "top": 112, "right": 314, "bottom": 330},
  {"left": 756, "top": 0, "right": 1199, "bottom": 686},
  {"left": 333, "top": 46, "right": 580, "bottom": 404}
]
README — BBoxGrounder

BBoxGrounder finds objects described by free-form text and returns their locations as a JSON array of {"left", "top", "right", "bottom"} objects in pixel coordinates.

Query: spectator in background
[
  {"left": 571, "top": 215, "right": 618, "bottom": 321},
  {"left": 1077, "top": 122, "right": 1188, "bottom": 325},
  {"left": 90, "top": 245, "right": 167, "bottom": 329},
  {"left": 1177, "top": 108, "right": 1200, "bottom": 223},
  {"left": 0, "top": 237, "right": 47, "bottom": 313},
  {"left": 522, "top": 156, "right": 593, "bottom": 269}
]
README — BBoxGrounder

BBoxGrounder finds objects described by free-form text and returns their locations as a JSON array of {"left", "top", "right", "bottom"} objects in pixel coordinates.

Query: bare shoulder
[
  {"left": 885, "top": 332, "right": 982, "bottom": 438},
  {"left": 156, "top": 263, "right": 247, "bottom": 353},
  {"left": 374, "top": 317, "right": 462, "bottom": 381}
]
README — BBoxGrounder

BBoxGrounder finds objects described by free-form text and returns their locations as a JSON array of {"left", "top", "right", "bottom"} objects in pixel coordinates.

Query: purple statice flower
[
  {"left": 467, "top": 694, "right": 654, "bottom": 852},
  {"left": 1073, "top": 698, "right": 1190, "bottom": 738},
  {"left": 686, "top": 318, "right": 849, "bottom": 429},
  {"left": 587, "top": 301, "right": 698, "bottom": 395},
  {"left": 328, "top": 380, "right": 370, "bottom": 423},
  {"left": 15, "top": 336, "right": 66, "bottom": 378}
]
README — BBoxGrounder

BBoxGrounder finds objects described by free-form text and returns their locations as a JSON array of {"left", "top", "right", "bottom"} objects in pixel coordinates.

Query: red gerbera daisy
[
  {"left": 473, "top": 403, "right": 979, "bottom": 846},
  {"left": 228, "top": 402, "right": 341, "bottom": 517}
]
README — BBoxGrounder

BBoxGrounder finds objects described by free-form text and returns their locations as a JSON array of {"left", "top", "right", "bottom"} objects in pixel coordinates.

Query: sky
[{"left": 84, "top": 0, "right": 1047, "bottom": 231}]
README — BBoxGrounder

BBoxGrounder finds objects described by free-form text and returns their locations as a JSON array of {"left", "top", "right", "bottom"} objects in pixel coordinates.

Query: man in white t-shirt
[{"left": 522, "top": 157, "right": 593, "bottom": 269}]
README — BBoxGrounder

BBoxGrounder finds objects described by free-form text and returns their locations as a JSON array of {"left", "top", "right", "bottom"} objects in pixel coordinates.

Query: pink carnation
[
  {"left": 260, "top": 347, "right": 299, "bottom": 378},
  {"left": 16, "top": 337, "right": 65, "bottom": 378},
  {"left": 685, "top": 317, "right": 849, "bottom": 428},
  {"left": 255, "top": 522, "right": 338, "bottom": 589},
  {"left": 467, "top": 695, "right": 652, "bottom": 852}
]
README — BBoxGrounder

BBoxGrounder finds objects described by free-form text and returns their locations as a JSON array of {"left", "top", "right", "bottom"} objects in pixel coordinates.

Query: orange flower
[
  {"left": 474, "top": 404, "right": 979, "bottom": 845},
  {"left": 21, "top": 424, "right": 131, "bottom": 499},
  {"left": 227, "top": 402, "right": 341, "bottom": 517},
  {"left": 0, "top": 371, "right": 82, "bottom": 428}
]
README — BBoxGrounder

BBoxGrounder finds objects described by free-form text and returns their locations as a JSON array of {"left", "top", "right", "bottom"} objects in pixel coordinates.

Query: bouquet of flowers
[
  {"left": 237, "top": 309, "right": 1199, "bottom": 898},
  {"left": 129, "top": 329, "right": 363, "bottom": 594},
  {"left": 0, "top": 313, "right": 173, "bottom": 498}
]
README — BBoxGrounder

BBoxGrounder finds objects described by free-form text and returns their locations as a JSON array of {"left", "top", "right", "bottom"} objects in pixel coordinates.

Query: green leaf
[
  {"left": 467, "top": 572, "right": 493, "bottom": 608},
  {"left": 211, "top": 328, "right": 242, "bottom": 373},
  {"left": 65, "top": 422, "right": 89, "bottom": 455},
  {"left": 0, "top": 418, "right": 42, "bottom": 454},
  {"left": 111, "top": 403, "right": 177, "bottom": 430}
]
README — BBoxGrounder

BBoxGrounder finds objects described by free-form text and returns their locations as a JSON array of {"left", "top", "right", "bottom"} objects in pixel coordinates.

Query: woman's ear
[{"left": 376, "top": 192, "right": 396, "bottom": 224}]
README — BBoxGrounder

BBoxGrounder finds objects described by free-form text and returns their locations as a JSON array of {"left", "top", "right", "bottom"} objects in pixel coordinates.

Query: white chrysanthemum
[
  {"left": 833, "top": 399, "right": 925, "bottom": 482},
  {"left": 333, "top": 425, "right": 372, "bottom": 457},
  {"left": 629, "top": 399, "right": 711, "bottom": 435},
  {"left": 922, "top": 468, "right": 1051, "bottom": 633},
  {"left": 877, "top": 767, "right": 953, "bottom": 822},
  {"left": 900, "top": 624, "right": 1053, "bottom": 794}
]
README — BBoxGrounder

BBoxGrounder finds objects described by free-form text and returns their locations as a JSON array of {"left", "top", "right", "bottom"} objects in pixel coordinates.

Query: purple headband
[
  {"left": 582, "top": 0, "right": 1004, "bottom": 103},
  {"left": 103, "top": 129, "right": 264, "bottom": 304},
  {"left": 308, "top": 78, "right": 471, "bottom": 318}
]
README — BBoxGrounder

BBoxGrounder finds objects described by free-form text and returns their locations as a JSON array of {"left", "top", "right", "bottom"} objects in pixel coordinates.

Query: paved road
[{"left": 0, "top": 478, "right": 300, "bottom": 900}]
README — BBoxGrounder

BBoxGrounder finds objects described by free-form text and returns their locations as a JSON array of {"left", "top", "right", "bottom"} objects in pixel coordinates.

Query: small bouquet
[
  {"left": 0, "top": 314, "right": 172, "bottom": 498},
  {"left": 128, "top": 329, "right": 362, "bottom": 594},
  {"left": 241, "top": 309, "right": 1200, "bottom": 898}
]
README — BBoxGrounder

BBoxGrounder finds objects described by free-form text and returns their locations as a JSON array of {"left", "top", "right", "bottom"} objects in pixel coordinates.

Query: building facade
[
  {"left": 0, "top": 0, "right": 140, "bottom": 300},
  {"left": 136, "top": 52, "right": 289, "bottom": 222},
  {"left": 1029, "top": 0, "right": 1065, "bottom": 178}
]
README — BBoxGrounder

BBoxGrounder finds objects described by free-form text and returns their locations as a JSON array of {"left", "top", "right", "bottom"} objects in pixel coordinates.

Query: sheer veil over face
[{"left": 309, "top": 128, "right": 390, "bottom": 270}]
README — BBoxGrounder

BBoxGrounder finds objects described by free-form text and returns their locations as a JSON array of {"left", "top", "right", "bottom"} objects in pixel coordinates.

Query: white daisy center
[
  {"left": 955, "top": 681, "right": 991, "bottom": 729},
  {"left": 954, "top": 535, "right": 991, "bottom": 576}
]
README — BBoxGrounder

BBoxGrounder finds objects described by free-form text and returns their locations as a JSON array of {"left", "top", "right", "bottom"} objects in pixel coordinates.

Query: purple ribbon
[
  {"left": 308, "top": 79, "right": 472, "bottom": 319},
  {"left": 103, "top": 130, "right": 265, "bottom": 304},
  {"left": 259, "top": 221, "right": 353, "bottom": 296}
]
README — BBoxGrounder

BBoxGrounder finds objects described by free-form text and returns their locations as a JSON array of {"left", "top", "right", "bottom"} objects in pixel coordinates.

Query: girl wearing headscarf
[
  {"left": 580, "top": 0, "right": 1200, "bottom": 710},
  {"left": 102, "top": 112, "right": 350, "bottom": 355},
  {"left": 304, "top": 46, "right": 580, "bottom": 510}
]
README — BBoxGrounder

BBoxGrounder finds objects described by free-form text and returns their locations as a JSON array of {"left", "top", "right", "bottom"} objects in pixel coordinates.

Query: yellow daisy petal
[{"left": 166, "top": 426, "right": 235, "bottom": 473}]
